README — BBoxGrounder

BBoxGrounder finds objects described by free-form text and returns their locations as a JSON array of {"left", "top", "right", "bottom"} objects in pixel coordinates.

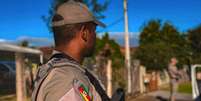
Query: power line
[{"left": 97, "top": 16, "right": 124, "bottom": 33}]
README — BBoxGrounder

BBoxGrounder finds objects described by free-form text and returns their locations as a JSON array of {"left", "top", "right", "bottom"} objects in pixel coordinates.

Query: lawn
[
  {"left": 178, "top": 82, "right": 192, "bottom": 94},
  {"left": 160, "top": 82, "right": 192, "bottom": 94},
  {"left": 0, "top": 89, "right": 30, "bottom": 101}
]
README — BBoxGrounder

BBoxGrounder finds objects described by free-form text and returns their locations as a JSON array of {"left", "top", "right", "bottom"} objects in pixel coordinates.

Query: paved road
[{"left": 128, "top": 91, "right": 193, "bottom": 101}]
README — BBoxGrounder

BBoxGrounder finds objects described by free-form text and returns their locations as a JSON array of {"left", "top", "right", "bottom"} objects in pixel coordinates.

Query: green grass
[
  {"left": 0, "top": 94, "right": 30, "bottom": 101},
  {"left": 160, "top": 82, "right": 192, "bottom": 94},
  {"left": 0, "top": 94, "right": 16, "bottom": 101},
  {"left": 178, "top": 82, "right": 192, "bottom": 94},
  {"left": 0, "top": 89, "right": 30, "bottom": 101}
]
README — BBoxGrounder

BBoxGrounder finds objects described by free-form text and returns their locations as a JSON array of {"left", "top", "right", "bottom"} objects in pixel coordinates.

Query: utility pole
[{"left": 123, "top": 0, "right": 131, "bottom": 94}]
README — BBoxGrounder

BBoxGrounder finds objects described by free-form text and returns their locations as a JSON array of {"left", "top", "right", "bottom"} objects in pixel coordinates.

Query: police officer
[
  {"left": 168, "top": 57, "right": 181, "bottom": 101},
  {"left": 32, "top": 0, "right": 109, "bottom": 101}
]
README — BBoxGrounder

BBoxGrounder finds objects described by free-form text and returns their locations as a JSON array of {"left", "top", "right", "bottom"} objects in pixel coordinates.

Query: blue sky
[{"left": 0, "top": 0, "right": 201, "bottom": 46}]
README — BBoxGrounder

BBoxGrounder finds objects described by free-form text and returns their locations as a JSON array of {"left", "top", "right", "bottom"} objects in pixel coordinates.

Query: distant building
[
  {"left": 38, "top": 46, "right": 53, "bottom": 62},
  {"left": 0, "top": 43, "right": 41, "bottom": 63}
]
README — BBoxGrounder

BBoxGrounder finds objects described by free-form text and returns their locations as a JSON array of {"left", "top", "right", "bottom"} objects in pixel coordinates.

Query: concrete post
[
  {"left": 107, "top": 59, "right": 112, "bottom": 97},
  {"left": 15, "top": 53, "right": 25, "bottom": 101}
]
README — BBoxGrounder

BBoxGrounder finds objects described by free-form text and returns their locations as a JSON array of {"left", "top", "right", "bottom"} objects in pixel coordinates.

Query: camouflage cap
[{"left": 52, "top": 0, "right": 106, "bottom": 27}]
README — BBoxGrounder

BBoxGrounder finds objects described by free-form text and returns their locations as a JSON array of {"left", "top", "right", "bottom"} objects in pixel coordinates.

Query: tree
[
  {"left": 140, "top": 20, "right": 161, "bottom": 45},
  {"left": 187, "top": 24, "right": 201, "bottom": 64},
  {"left": 90, "top": 33, "right": 125, "bottom": 88},
  {"left": 42, "top": 0, "right": 109, "bottom": 31},
  {"left": 95, "top": 33, "right": 124, "bottom": 66},
  {"left": 135, "top": 20, "right": 190, "bottom": 70},
  {"left": 188, "top": 25, "right": 201, "bottom": 52},
  {"left": 20, "top": 40, "right": 29, "bottom": 47}
]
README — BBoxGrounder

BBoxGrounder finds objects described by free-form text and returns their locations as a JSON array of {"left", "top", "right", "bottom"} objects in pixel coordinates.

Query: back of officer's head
[
  {"left": 52, "top": 14, "right": 95, "bottom": 47},
  {"left": 51, "top": 1, "right": 105, "bottom": 57}
]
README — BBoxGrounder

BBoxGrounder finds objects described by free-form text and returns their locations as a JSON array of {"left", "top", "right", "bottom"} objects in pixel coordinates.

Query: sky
[{"left": 0, "top": 0, "right": 201, "bottom": 46}]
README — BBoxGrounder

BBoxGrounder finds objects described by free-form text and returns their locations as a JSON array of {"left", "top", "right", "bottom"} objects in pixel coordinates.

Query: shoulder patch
[{"left": 73, "top": 79, "right": 93, "bottom": 101}]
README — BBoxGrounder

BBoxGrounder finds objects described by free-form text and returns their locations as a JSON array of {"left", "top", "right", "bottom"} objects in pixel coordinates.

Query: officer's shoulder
[
  {"left": 53, "top": 61, "right": 85, "bottom": 76},
  {"left": 50, "top": 58, "right": 88, "bottom": 81},
  {"left": 45, "top": 58, "right": 89, "bottom": 84},
  {"left": 49, "top": 58, "right": 84, "bottom": 75},
  {"left": 39, "top": 63, "right": 89, "bottom": 101},
  {"left": 42, "top": 59, "right": 90, "bottom": 88},
  {"left": 46, "top": 65, "right": 82, "bottom": 81}
]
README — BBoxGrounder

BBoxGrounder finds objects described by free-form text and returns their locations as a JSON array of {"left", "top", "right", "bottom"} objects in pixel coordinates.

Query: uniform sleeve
[
  {"left": 59, "top": 79, "right": 92, "bottom": 101},
  {"left": 42, "top": 66, "right": 92, "bottom": 101},
  {"left": 59, "top": 87, "right": 82, "bottom": 101}
]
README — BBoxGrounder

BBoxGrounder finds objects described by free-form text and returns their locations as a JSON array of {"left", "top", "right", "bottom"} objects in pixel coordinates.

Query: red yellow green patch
[{"left": 78, "top": 84, "right": 91, "bottom": 101}]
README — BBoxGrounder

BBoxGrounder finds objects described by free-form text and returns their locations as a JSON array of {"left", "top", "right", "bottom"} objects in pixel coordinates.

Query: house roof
[{"left": 0, "top": 42, "right": 42, "bottom": 54}]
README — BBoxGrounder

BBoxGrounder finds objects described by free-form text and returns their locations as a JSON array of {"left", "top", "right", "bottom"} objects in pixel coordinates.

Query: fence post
[
  {"left": 107, "top": 59, "right": 112, "bottom": 97},
  {"left": 15, "top": 53, "right": 25, "bottom": 101}
]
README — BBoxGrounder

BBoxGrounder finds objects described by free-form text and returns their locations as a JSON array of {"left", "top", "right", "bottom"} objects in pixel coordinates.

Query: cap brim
[{"left": 94, "top": 19, "right": 106, "bottom": 28}]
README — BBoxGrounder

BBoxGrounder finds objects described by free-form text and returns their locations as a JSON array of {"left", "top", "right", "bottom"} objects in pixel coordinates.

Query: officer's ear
[{"left": 80, "top": 25, "right": 89, "bottom": 42}]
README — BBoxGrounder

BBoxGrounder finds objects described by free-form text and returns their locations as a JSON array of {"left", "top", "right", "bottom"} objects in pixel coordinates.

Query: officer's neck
[{"left": 55, "top": 45, "right": 83, "bottom": 64}]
